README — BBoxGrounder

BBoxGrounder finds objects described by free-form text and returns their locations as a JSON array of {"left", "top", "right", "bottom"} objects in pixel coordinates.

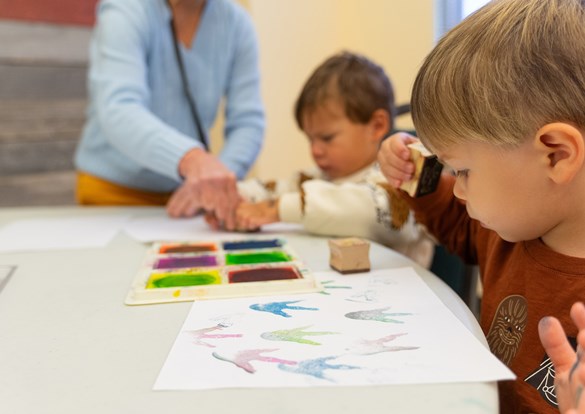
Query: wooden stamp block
[
  {"left": 328, "top": 238, "right": 371, "bottom": 274},
  {"left": 399, "top": 141, "right": 443, "bottom": 197}
]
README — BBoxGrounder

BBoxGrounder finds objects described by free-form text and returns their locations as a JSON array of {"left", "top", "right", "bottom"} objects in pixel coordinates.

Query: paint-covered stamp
[
  {"left": 399, "top": 141, "right": 443, "bottom": 197},
  {"left": 125, "top": 238, "right": 321, "bottom": 305}
]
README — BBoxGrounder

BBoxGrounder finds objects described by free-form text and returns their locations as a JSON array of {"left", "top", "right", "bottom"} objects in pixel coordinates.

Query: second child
[{"left": 231, "top": 52, "right": 434, "bottom": 268}]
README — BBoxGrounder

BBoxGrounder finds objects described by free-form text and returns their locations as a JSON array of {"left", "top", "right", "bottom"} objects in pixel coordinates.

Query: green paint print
[
  {"left": 225, "top": 250, "right": 292, "bottom": 265},
  {"left": 261, "top": 325, "right": 338, "bottom": 345},
  {"left": 146, "top": 270, "right": 222, "bottom": 289}
]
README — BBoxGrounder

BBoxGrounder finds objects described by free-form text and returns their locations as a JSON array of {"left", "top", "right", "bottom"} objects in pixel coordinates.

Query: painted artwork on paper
[
  {"left": 125, "top": 238, "right": 322, "bottom": 305},
  {"left": 154, "top": 267, "right": 515, "bottom": 390}
]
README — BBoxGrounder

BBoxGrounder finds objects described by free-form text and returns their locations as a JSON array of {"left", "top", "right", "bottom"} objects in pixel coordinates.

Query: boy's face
[
  {"left": 438, "top": 139, "right": 559, "bottom": 243},
  {"left": 301, "top": 99, "right": 381, "bottom": 180}
]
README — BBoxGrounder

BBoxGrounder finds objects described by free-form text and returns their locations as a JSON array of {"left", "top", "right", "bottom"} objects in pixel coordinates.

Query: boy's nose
[{"left": 311, "top": 142, "right": 325, "bottom": 158}]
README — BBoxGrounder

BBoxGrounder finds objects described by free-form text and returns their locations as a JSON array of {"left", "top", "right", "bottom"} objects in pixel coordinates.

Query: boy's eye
[
  {"left": 320, "top": 134, "right": 335, "bottom": 142},
  {"left": 455, "top": 169, "right": 469, "bottom": 178}
]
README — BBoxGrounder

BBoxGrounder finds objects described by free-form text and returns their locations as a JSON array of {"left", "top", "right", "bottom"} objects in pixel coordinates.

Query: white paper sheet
[
  {"left": 0, "top": 265, "right": 16, "bottom": 293},
  {"left": 154, "top": 267, "right": 515, "bottom": 390},
  {"left": 123, "top": 215, "right": 304, "bottom": 243},
  {"left": 0, "top": 216, "right": 129, "bottom": 252}
]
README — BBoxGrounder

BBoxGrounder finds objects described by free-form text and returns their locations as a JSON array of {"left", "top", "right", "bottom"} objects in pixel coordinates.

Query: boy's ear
[
  {"left": 369, "top": 109, "right": 391, "bottom": 142},
  {"left": 535, "top": 122, "right": 585, "bottom": 184}
]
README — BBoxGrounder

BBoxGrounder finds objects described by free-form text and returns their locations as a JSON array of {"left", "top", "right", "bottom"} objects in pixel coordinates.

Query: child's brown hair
[
  {"left": 412, "top": 0, "right": 585, "bottom": 152},
  {"left": 295, "top": 51, "right": 395, "bottom": 131}
]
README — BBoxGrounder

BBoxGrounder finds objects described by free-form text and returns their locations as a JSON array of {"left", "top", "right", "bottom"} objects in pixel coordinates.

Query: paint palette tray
[{"left": 125, "top": 238, "right": 322, "bottom": 305}]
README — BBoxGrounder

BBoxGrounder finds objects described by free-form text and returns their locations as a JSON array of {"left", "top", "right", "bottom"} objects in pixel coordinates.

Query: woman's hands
[{"left": 167, "top": 148, "right": 240, "bottom": 230}]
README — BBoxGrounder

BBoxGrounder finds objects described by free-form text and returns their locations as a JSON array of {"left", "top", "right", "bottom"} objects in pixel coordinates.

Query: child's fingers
[
  {"left": 247, "top": 217, "right": 262, "bottom": 229},
  {"left": 575, "top": 369, "right": 585, "bottom": 414},
  {"left": 378, "top": 145, "right": 415, "bottom": 187},
  {"left": 571, "top": 302, "right": 585, "bottom": 330},
  {"left": 573, "top": 331, "right": 585, "bottom": 392},
  {"left": 539, "top": 316, "right": 577, "bottom": 373},
  {"left": 391, "top": 132, "right": 418, "bottom": 160},
  {"left": 385, "top": 165, "right": 415, "bottom": 188},
  {"left": 237, "top": 210, "right": 261, "bottom": 231},
  {"left": 579, "top": 330, "right": 585, "bottom": 358},
  {"left": 539, "top": 316, "right": 581, "bottom": 414},
  {"left": 235, "top": 207, "right": 250, "bottom": 230}
]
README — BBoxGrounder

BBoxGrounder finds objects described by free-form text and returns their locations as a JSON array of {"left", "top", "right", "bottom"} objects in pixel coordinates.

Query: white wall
[{"left": 213, "top": 1, "right": 436, "bottom": 179}]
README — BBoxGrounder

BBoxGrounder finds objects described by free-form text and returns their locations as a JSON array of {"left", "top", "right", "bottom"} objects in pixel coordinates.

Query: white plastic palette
[{"left": 125, "top": 238, "right": 322, "bottom": 305}]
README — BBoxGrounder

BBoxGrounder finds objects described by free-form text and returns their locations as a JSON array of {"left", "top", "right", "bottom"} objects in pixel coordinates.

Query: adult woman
[{"left": 74, "top": 0, "right": 265, "bottom": 229}]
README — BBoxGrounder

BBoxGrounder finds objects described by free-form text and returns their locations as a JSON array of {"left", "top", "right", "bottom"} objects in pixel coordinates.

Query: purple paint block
[{"left": 154, "top": 255, "right": 218, "bottom": 270}]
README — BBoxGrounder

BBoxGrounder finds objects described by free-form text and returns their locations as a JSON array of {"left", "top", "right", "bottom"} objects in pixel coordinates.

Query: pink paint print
[
  {"left": 212, "top": 348, "right": 296, "bottom": 373},
  {"left": 185, "top": 325, "right": 243, "bottom": 348}
]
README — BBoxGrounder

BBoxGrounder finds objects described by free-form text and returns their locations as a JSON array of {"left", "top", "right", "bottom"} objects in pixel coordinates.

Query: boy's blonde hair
[
  {"left": 412, "top": 0, "right": 585, "bottom": 152},
  {"left": 295, "top": 51, "right": 395, "bottom": 131}
]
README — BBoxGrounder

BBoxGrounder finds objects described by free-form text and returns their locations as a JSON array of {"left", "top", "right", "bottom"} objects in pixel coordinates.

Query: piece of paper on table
[
  {"left": 123, "top": 215, "right": 304, "bottom": 243},
  {"left": 0, "top": 265, "right": 16, "bottom": 294},
  {"left": 154, "top": 267, "right": 514, "bottom": 390},
  {"left": 0, "top": 216, "right": 129, "bottom": 253}
]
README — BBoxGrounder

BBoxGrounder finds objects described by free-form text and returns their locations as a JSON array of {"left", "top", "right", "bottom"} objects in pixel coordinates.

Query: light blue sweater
[{"left": 74, "top": 0, "right": 265, "bottom": 192}]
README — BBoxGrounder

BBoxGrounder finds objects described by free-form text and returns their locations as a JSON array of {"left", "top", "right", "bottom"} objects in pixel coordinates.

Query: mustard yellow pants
[{"left": 76, "top": 172, "right": 171, "bottom": 206}]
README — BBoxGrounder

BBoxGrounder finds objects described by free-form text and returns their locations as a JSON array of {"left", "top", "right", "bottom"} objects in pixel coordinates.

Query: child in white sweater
[{"left": 232, "top": 52, "right": 434, "bottom": 268}]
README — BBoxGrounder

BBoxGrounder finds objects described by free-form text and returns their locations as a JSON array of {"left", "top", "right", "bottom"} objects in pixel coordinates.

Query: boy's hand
[
  {"left": 236, "top": 199, "right": 280, "bottom": 231},
  {"left": 538, "top": 302, "right": 585, "bottom": 414},
  {"left": 377, "top": 132, "right": 419, "bottom": 188}
]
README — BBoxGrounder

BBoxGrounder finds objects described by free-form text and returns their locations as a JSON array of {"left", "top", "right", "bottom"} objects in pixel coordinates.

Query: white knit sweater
[{"left": 237, "top": 163, "right": 435, "bottom": 268}]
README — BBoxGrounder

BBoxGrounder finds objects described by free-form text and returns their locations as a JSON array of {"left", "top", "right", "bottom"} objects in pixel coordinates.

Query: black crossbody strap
[{"left": 167, "top": 2, "right": 209, "bottom": 151}]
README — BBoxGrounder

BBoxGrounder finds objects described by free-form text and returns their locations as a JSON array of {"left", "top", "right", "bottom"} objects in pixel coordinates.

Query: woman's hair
[
  {"left": 295, "top": 51, "right": 395, "bottom": 131},
  {"left": 412, "top": 0, "right": 585, "bottom": 152}
]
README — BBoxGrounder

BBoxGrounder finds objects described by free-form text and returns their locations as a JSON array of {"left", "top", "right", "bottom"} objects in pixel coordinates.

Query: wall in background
[{"left": 0, "top": 0, "right": 98, "bottom": 26}]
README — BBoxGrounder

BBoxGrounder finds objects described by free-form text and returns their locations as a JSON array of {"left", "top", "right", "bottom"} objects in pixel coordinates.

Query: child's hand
[
  {"left": 236, "top": 200, "right": 280, "bottom": 231},
  {"left": 538, "top": 302, "right": 585, "bottom": 414},
  {"left": 377, "top": 132, "right": 419, "bottom": 188}
]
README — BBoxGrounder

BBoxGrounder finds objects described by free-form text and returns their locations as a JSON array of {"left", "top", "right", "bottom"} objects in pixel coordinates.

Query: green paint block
[
  {"left": 225, "top": 250, "right": 292, "bottom": 265},
  {"left": 146, "top": 270, "right": 222, "bottom": 289}
]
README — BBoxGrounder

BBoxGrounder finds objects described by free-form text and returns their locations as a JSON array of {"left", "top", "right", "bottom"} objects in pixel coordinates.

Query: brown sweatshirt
[{"left": 405, "top": 174, "right": 585, "bottom": 414}]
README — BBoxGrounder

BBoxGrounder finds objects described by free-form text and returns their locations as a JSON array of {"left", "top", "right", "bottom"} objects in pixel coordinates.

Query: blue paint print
[
  {"left": 222, "top": 239, "right": 282, "bottom": 251},
  {"left": 250, "top": 300, "right": 318, "bottom": 318},
  {"left": 345, "top": 306, "right": 413, "bottom": 323},
  {"left": 279, "top": 356, "right": 359, "bottom": 381}
]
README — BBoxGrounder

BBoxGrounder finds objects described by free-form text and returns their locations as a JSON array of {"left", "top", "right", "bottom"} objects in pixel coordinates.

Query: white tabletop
[{"left": 0, "top": 206, "right": 497, "bottom": 414}]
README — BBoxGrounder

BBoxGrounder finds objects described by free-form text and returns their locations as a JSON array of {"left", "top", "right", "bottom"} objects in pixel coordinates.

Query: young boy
[
  {"left": 377, "top": 0, "right": 585, "bottom": 412},
  {"left": 232, "top": 51, "right": 434, "bottom": 268}
]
